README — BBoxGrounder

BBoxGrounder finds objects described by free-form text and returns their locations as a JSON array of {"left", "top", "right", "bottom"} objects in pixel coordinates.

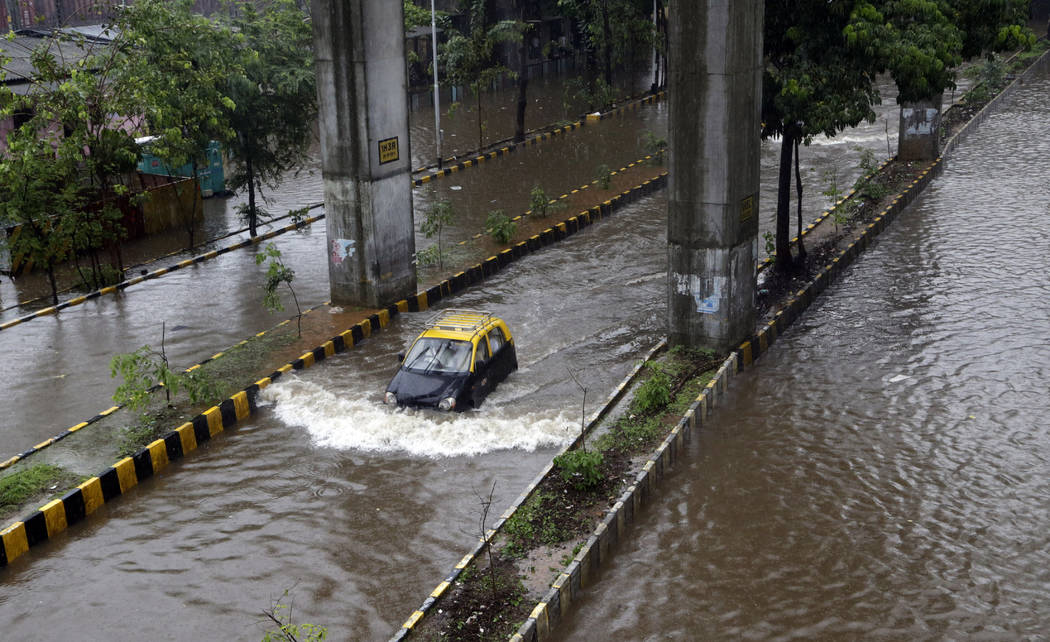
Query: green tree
[
  {"left": 222, "top": 0, "right": 317, "bottom": 238},
  {"left": 952, "top": 0, "right": 1033, "bottom": 59},
  {"left": 1, "top": 31, "right": 140, "bottom": 290},
  {"left": 419, "top": 197, "right": 455, "bottom": 271},
  {"left": 256, "top": 242, "right": 302, "bottom": 337},
  {"left": 0, "top": 128, "right": 81, "bottom": 304},
  {"left": 556, "top": 0, "right": 654, "bottom": 88},
  {"left": 762, "top": 1, "right": 882, "bottom": 272},
  {"left": 439, "top": 0, "right": 525, "bottom": 150},
  {"left": 118, "top": 0, "right": 238, "bottom": 250},
  {"left": 846, "top": 0, "right": 1031, "bottom": 158}
]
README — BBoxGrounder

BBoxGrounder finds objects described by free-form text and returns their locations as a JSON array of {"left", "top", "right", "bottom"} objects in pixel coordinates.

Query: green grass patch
[
  {"left": 0, "top": 464, "right": 81, "bottom": 520},
  {"left": 199, "top": 329, "right": 298, "bottom": 399},
  {"left": 502, "top": 491, "right": 574, "bottom": 559}
]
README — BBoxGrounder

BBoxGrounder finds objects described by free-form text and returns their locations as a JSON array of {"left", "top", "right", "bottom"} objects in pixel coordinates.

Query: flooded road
[
  {"left": 553, "top": 72, "right": 1050, "bottom": 640},
  {"left": 0, "top": 76, "right": 922, "bottom": 458},
  {"left": 0, "top": 194, "right": 668, "bottom": 640}
]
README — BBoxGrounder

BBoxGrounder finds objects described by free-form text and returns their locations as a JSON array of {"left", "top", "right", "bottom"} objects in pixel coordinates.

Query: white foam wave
[{"left": 260, "top": 377, "right": 577, "bottom": 457}]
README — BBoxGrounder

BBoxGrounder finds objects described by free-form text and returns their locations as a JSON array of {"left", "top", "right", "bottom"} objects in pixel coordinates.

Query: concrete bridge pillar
[
  {"left": 667, "top": 1, "right": 762, "bottom": 351},
  {"left": 311, "top": 0, "right": 416, "bottom": 308},
  {"left": 898, "top": 95, "right": 943, "bottom": 161}
]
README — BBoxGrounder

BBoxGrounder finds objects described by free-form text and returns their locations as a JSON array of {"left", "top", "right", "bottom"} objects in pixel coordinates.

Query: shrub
[
  {"left": 529, "top": 185, "right": 565, "bottom": 218},
  {"left": 553, "top": 448, "right": 604, "bottom": 491},
  {"left": 630, "top": 362, "right": 672, "bottom": 415},
  {"left": 485, "top": 209, "right": 516, "bottom": 244},
  {"left": 595, "top": 163, "right": 612, "bottom": 189}
]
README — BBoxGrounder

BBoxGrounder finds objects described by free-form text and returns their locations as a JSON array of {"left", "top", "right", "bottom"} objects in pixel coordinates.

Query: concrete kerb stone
[
  {"left": 509, "top": 53, "right": 1050, "bottom": 639},
  {"left": 1, "top": 174, "right": 675, "bottom": 574}
]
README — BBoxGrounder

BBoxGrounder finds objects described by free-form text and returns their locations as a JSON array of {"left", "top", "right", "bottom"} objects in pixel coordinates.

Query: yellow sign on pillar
[
  {"left": 379, "top": 137, "right": 400, "bottom": 164},
  {"left": 740, "top": 194, "right": 755, "bottom": 222}
]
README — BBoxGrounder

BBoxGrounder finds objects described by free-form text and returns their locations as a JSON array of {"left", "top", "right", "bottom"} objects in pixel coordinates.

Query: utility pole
[
  {"left": 431, "top": 0, "right": 442, "bottom": 168},
  {"left": 667, "top": 1, "right": 762, "bottom": 351}
]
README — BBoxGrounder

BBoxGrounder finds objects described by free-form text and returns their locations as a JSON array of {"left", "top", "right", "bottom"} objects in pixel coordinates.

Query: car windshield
[{"left": 403, "top": 337, "right": 473, "bottom": 374}]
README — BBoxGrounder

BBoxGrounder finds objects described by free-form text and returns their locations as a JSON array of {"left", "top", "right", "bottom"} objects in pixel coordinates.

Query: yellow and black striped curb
[
  {"left": 412, "top": 90, "right": 667, "bottom": 186},
  {"left": 1, "top": 205, "right": 324, "bottom": 316},
  {"left": 0, "top": 172, "right": 670, "bottom": 572},
  {"left": 391, "top": 340, "right": 668, "bottom": 642},
  {"left": 413, "top": 122, "right": 583, "bottom": 187},
  {"left": 452, "top": 152, "right": 667, "bottom": 248},
  {"left": 0, "top": 207, "right": 325, "bottom": 334},
  {"left": 0, "top": 301, "right": 332, "bottom": 472},
  {"left": 584, "top": 90, "right": 665, "bottom": 122},
  {"left": 756, "top": 157, "right": 895, "bottom": 274}
]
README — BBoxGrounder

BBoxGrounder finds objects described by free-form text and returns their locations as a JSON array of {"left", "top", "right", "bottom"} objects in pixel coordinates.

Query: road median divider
[
  {"left": 413, "top": 90, "right": 666, "bottom": 186},
  {"left": 0, "top": 205, "right": 325, "bottom": 334}
]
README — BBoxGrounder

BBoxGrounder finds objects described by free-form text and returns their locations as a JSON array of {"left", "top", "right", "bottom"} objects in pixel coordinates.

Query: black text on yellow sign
[
  {"left": 379, "top": 137, "right": 400, "bottom": 164},
  {"left": 740, "top": 194, "right": 755, "bottom": 222}
]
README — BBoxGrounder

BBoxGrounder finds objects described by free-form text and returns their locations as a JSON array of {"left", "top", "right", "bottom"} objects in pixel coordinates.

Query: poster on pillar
[{"left": 673, "top": 272, "right": 726, "bottom": 315}]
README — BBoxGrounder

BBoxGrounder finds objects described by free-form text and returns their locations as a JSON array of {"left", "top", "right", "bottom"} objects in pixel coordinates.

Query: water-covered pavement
[
  {"left": 0, "top": 72, "right": 930, "bottom": 459},
  {"left": 0, "top": 193, "right": 669, "bottom": 640},
  {"left": 553, "top": 68, "right": 1050, "bottom": 641}
]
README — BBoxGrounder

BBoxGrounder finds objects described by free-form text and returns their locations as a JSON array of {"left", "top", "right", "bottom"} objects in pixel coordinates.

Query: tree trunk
[
  {"left": 185, "top": 161, "right": 200, "bottom": 250},
  {"left": 476, "top": 88, "right": 484, "bottom": 150},
  {"left": 247, "top": 156, "right": 258, "bottom": 237},
  {"left": 775, "top": 132, "right": 795, "bottom": 272},
  {"left": 515, "top": 24, "right": 528, "bottom": 142},
  {"left": 601, "top": 0, "right": 613, "bottom": 87},
  {"left": 794, "top": 137, "right": 806, "bottom": 261},
  {"left": 46, "top": 265, "right": 58, "bottom": 306}
]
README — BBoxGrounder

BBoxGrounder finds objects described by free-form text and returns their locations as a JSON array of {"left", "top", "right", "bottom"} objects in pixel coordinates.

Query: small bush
[
  {"left": 529, "top": 185, "right": 565, "bottom": 218},
  {"left": 413, "top": 245, "right": 443, "bottom": 267},
  {"left": 486, "top": 209, "right": 516, "bottom": 244},
  {"left": 642, "top": 130, "right": 668, "bottom": 155},
  {"left": 630, "top": 363, "right": 672, "bottom": 415},
  {"left": 553, "top": 448, "right": 604, "bottom": 491},
  {"left": 595, "top": 164, "right": 612, "bottom": 189}
]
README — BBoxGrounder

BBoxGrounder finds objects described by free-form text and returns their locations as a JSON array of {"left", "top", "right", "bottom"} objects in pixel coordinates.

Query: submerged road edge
[
  {"left": 507, "top": 46, "right": 1050, "bottom": 642},
  {"left": 0, "top": 172, "right": 670, "bottom": 572}
]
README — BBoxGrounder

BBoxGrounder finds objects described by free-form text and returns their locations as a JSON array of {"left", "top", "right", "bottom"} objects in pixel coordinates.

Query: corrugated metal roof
[{"left": 1, "top": 29, "right": 110, "bottom": 93}]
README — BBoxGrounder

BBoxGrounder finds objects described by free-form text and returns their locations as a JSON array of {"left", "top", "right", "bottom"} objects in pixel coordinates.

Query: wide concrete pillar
[
  {"left": 667, "top": 1, "right": 762, "bottom": 351},
  {"left": 898, "top": 95, "right": 943, "bottom": 161},
  {"left": 312, "top": 0, "right": 416, "bottom": 307}
]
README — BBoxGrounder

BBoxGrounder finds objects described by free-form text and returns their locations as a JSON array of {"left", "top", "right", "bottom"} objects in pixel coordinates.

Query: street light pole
[{"left": 430, "top": 0, "right": 442, "bottom": 169}]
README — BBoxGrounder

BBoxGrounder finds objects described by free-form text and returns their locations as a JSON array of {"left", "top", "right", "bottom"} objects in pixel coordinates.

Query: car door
[
  {"left": 486, "top": 326, "right": 512, "bottom": 383},
  {"left": 470, "top": 336, "right": 493, "bottom": 405}
]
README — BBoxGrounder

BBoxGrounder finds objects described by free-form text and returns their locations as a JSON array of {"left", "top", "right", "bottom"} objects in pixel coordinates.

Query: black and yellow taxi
[{"left": 384, "top": 309, "right": 518, "bottom": 411}]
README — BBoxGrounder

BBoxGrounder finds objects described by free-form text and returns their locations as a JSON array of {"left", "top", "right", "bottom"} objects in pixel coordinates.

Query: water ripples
[{"left": 556, "top": 72, "right": 1050, "bottom": 641}]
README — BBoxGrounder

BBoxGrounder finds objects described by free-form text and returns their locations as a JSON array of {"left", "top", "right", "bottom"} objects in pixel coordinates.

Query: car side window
[
  {"left": 474, "top": 337, "right": 490, "bottom": 371},
  {"left": 488, "top": 327, "right": 505, "bottom": 353}
]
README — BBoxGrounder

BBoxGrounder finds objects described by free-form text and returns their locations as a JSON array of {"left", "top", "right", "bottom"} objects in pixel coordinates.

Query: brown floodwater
[{"left": 554, "top": 70, "right": 1050, "bottom": 641}]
